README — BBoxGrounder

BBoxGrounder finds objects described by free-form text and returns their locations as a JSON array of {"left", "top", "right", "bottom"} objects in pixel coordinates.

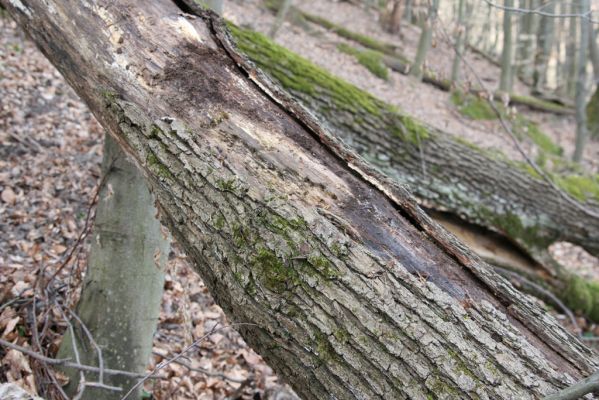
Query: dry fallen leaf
[{"left": 1, "top": 187, "right": 17, "bottom": 205}]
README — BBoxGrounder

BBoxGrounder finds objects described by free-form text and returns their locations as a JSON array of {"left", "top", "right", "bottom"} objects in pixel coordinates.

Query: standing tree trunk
[
  {"left": 382, "top": 0, "right": 405, "bottom": 35},
  {"left": 566, "top": 3, "right": 579, "bottom": 98},
  {"left": 268, "top": 0, "right": 292, "bottom": 39},
  {"left": 516, "top": 0, "right": 537, "bottom": 84},
  {"left": 573, "top": 0, "right": 590, "bottom": 163},
  {"left": 198, "top": 0, "right": 222, "bottom": 16},
  {"left": 4, "top": 1, "right": 599, "bottom": 398},
  {"left": 409, "top": 0, "right": 439, "bottom": 79},
  {"left": 533, "top": 0, "right": 554, "bottom": 93},
  {"left": 499, "top": 0, "right": 514, "bottom": 92},
  {"left": 588, "top": 24, "right": 599, "bottom": 139},
  {"left": 57, "top": 134, "right": 170, "bottom": 398},
  {"left": 450, "top": 0, "right": 466, "bottom": 83}
]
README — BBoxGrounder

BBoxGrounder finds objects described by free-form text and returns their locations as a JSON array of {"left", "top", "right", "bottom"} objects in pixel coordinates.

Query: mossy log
[
  {"left": 265, "top": 0, "right": 574, "bottom": 115},
  {"left": 5, "top": 0, "right": 599, "bottom": 398},
  {"left": 230, "top": 25, "right": 599, "bottom": 320}
]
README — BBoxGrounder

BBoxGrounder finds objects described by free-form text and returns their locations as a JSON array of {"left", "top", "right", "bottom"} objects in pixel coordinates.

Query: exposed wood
[{"left": 3, "top": 0, "right": 598, "bottom": 398}]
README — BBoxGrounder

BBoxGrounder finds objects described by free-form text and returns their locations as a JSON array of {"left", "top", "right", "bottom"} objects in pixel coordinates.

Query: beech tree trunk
[
  {"left": 409, "top": 0, "right": 438, "bottom": 80},
  {"left": 573, "top": 0, "right": 590, "bottom": 163},
  {"left": 56, "top": 134, "right": 170, "bottom": 398},
  {"left": 499, "top": 1, "right": 514, "bottom": 92},
  {"left": 4, "top": 1, "right": 599, "bottom": 399}
]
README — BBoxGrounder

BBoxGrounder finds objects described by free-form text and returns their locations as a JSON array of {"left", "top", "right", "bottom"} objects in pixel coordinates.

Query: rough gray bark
[
  {"left": 4, "top": 1, "right": 598, "bottom": 398},
  {"left": 499, "top": 1, "right": 514, "bottom": 92},
  {"left": 56, "top": 134, "right": 170, "bottom": 398},
  {"left": 573, "top": 0, "right": 590, "bottom": 163}
]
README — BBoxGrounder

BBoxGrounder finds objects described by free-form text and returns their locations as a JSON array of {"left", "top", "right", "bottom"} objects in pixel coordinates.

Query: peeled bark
[{"left": 4, "top": 1, "right": 599, "bottom": 398}]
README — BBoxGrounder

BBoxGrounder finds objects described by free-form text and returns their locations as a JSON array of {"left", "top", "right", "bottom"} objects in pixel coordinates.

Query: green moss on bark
[{"left": 228, "top": 23, "right": 429, "bottom": 145}]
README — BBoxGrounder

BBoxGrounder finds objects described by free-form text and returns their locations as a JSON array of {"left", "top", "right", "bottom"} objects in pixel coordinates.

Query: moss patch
[
  {"left": 252, "top": 248, "right": 297, "bottom": 293},
  {"left": 229, "top": 23, "right": 385, "bottom": 116},
  {"left": 479, "top": 208, "right": 554, "bottom": 249},
  {"left": 509, "top": 93, "right": 573, "bottom": 114},
  {"left": 562, "top": 275, "right": 599, "bottom": 321},
  {"left": 337, "top": 43, "right": 389, "bottom": 80},
  {"left": 146, "top": 152, "right": 174, "bottom": 180},
  {"left": 587, "top": 86, "right": 599, "bottom": 138},
  {"left": 555, "top": 174, "right": 599, "bottom": 203},
  {"left": 450, "top": 91, "right": 497, "bottom": 120}
]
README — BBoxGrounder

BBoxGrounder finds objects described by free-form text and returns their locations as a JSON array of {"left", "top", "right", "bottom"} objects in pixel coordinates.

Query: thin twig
[
  {"left": 120, "top": 322, "right": 258, "bottom": 400},
  {"left": 151, "top": 351, "right": 247, "bottom": 383},
  {"left": 482, "top": 0, "right": 598, "bottom": 24},
  {"left": 67, "top": 309, "right": 106, "bottom": 384},
  {"left": 46, "top": 158, "right": 115, "bottom": 285},
  {"left": 0, "top": 338, "right": 161, "bottom": 379}
]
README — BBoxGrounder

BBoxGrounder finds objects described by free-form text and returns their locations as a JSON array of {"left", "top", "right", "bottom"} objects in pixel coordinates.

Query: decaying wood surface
[{"left": 3, "top": 0, "right": 598, "bottom": 398}]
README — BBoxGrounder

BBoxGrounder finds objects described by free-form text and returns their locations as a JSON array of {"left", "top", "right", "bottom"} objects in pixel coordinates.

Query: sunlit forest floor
[{"left": 1, "top": 1, "right": 598, "bottom": 399}]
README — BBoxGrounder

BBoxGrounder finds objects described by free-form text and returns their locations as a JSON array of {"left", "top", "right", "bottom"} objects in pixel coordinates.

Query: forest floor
[{"left": 1, "top": 1, "right": 599, "bottom": 399}]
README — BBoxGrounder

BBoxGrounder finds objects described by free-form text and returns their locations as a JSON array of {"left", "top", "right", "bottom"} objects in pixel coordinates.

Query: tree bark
[
  {"left": 573, "top": 0, "right": 590, "bottom": 163},
  {"left": 533, "top": 0, "right": 554, "bottom": 93},
  {"left": 499, "top": 1, "right": 514, "bottom": 92},
  {"left": 231, "top": 23, "right": 599, "bottom": 319},
  {"left": 57, "top": 134, "right": 170, "bottom": 398},
  {"left": 409, "top": 0, "right": 438, "bottom": 80},
  {"left": 4, "top": 1, "right": 599, "bottom": 398},
  {"left": 450, "top": 0, "right": 466, "bottom": 83}
]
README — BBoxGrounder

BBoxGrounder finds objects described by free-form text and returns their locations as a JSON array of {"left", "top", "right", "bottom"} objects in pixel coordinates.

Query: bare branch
[{"left": 482, "top": 0, "right": 598, "bottom": 24}]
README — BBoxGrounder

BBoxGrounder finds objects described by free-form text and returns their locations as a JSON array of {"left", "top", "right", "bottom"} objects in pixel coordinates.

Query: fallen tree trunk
[
  {"left": 230, "top": 25, "right": 599, "bottom": 317},
  {"left": 4, "top": 0, "right": 598, "bottom": 398}
]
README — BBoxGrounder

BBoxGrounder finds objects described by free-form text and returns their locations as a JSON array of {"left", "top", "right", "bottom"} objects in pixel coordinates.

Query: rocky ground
[{"left": 1, "top": 1, "right": 598, "bottom": 399}]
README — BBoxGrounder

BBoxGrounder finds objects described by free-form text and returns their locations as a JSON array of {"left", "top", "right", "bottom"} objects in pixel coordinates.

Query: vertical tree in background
[
  {"left": 450, "top": 0, "right": 467, "bottom": 83},
  {"left": 517, "top": 0, "right": 538, "bottom": 84},
  {"left": 410, "top": 0, "right": 439, "bottom": 79},
  {"left": 588, "top": 23, "right": 599, "bottom": 139},
  {"left": 499, "top": 0, "right": 514, "bottom": 92},
  {"left": 269, "top": 0, "right": 292, "bottom": 38},
  {"left": 382, "top": 0, "right": 405, "bottom": 35},
  {"left": 573, "top": 0, "right": 590, "bottom": 163},
  {"left": 57, "top": 135, "right": 171, "bottom": 399},
  {"left": 200, "top": 0, "right": 223, "bottom": 15},
  {"left": 533, "top": 0, "right": 554, "bottom": 93},
  {"left": 566, "top": 2, "right": 579, "bottom": 97}
]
